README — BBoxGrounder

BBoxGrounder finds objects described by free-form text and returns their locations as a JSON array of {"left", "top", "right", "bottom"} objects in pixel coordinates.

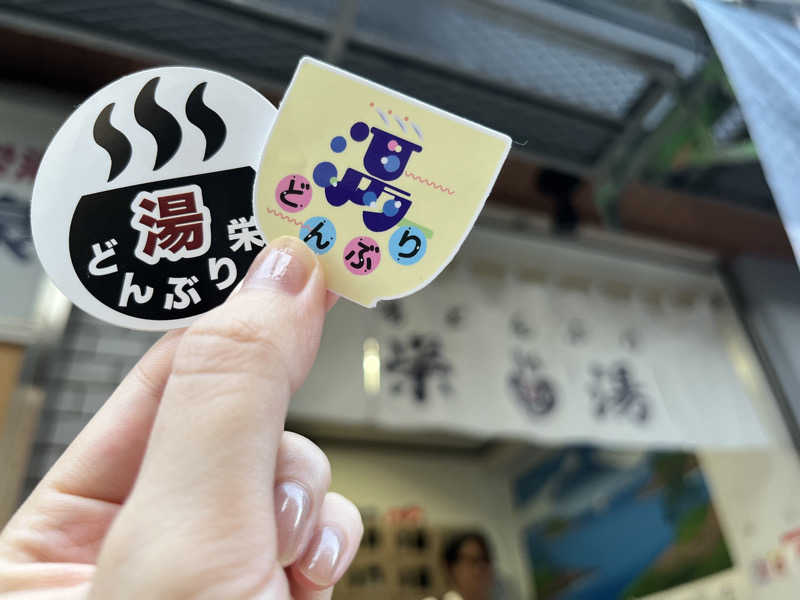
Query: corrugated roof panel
[
  {"left": 0, "top": 0, "right": 709, "bottom": 173},
  {"left": 354, "top": 0, "right": 648, "bottom": 119},
  {"left": 343, "top": 48, "right": 617, "bottom": 166}
]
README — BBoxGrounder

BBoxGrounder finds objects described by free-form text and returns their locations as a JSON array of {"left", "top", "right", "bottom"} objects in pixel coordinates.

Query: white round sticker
[{"left": 32, "top": 67, "right": 276, "bottom": 330}]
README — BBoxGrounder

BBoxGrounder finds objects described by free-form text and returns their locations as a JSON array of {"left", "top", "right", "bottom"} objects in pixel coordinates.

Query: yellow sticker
[{"left": 253, "top": 57, "right": 510, "bottom": 307}]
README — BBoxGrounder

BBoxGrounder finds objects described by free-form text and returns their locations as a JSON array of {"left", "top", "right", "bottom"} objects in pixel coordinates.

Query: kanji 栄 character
[
  {"left": 228, "top": 216, "right": 265, "bottom": 253},
  {"left": 386, "top": 334, "right": 452, "bottom": 403},
  {"left": 132, "top": 184, "right": 211, "bottom": 265}
]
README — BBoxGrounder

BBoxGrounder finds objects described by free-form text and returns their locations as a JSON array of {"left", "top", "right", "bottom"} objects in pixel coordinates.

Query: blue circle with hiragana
[
  {"left": 389, "top": 225, "right": 427, "bottom": 266},
  {"left": 299, "top": 216, "right": 336, "bottom": 255},
  {"left": 330, "top": 136, "right": 347, "bottom": 152},
  {"left": 350, "top": 121, "right": 369, "bottom": 141},
  {"left": 312, "top": 162, "right": 337, "bottom": 187}
]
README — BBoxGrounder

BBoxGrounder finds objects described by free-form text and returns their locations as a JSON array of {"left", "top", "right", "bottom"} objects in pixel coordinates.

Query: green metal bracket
[{"left": 591, "top": 57, "right": 733, "bottom": 227}]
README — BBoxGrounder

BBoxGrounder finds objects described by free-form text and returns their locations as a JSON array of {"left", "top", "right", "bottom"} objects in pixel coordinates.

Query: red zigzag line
[
  {"left": 266, "top": 207, "right": 304, "bottom": 227},
  {"left": 404, "top": 170, "right": 456, "bottom": 195}
]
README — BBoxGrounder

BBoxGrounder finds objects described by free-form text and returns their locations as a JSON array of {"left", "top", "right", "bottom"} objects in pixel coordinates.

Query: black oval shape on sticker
[{"left": 69, "top": 167, "right": 258, "bottom": 320}]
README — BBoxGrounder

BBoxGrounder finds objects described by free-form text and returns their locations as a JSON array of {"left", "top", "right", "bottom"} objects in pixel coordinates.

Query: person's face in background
[{"left": 448, "top": 537, "right": 494, "bottom": 600}]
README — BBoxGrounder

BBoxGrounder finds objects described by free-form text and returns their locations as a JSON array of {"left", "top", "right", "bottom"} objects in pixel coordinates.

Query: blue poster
[{"left": 517, "top": 448, "right": 733, "bottom": 599}]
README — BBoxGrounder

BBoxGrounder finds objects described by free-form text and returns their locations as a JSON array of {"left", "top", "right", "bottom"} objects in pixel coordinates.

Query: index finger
[{"left": 93, "top": 237, "right": 328, "bottom": 595}]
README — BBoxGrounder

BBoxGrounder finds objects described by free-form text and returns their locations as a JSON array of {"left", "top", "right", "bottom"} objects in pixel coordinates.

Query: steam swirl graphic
[
  {"left": 91, "top": 76, "right": 229, "bottom": 180},
  {"left": 185, "top": 82, "right": 227, "bottom": 161},
  {"left": 134, "top": 76, "right": 181, "bottom": 170},
  {"left": 93, "top": 103, "right": 132, "bottom": 182}
]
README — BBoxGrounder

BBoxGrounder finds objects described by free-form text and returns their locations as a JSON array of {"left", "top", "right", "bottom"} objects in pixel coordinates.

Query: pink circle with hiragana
[
  {"left": 275, "top": 174, "right": 312, "bottom": 213},
  {"left": 343, "top": 236, "right": 381, "bottom": 275}
]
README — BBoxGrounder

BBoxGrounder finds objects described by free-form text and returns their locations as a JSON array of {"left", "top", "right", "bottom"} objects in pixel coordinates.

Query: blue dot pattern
[
  {"left": 313, "top": 162, "right": 337, "bottom": 187},
  {"left": 350, "top": 121, "right": 369, "bottom": 142},
  {"left": 383, "top": 154, "right": 401, "bottom": 173},
  {"left": 330, "top": 136, "right": 346, "bottom": 153}
]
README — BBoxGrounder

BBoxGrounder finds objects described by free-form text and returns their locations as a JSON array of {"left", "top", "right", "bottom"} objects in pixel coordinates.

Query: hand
[{"left": 0, "top": 237, "right": 362, "bottom": 599}]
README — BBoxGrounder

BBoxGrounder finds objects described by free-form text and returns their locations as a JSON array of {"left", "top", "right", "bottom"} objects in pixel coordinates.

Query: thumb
[{"left": 93, "top": 236, "right": 327, "bottom": 599}]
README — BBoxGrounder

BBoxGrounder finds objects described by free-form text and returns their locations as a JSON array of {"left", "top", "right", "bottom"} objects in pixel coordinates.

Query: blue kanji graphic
[{"left": 316, "top": 122, "right": 423, "bottom": 234}]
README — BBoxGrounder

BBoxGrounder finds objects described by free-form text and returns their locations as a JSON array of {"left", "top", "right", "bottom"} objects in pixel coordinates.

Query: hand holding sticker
[{"left": 253, "top": 57, "right": 511, "bottom": 307}]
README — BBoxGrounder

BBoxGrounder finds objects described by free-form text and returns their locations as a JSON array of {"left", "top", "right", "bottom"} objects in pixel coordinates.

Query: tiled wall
[{"left": 22, "top": 307, "right": 160, "bottom": 502}]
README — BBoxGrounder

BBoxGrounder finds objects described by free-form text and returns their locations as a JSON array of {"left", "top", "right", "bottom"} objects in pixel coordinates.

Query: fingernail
[
  {"left": 243, "top": 236, "right": 315, "bottom": 294},
  {"left": 298, "top": 524, "right": 345, "bottom": 587},
  {"left": 274, "top": 481, "right": 312, "bottom": 566}
]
